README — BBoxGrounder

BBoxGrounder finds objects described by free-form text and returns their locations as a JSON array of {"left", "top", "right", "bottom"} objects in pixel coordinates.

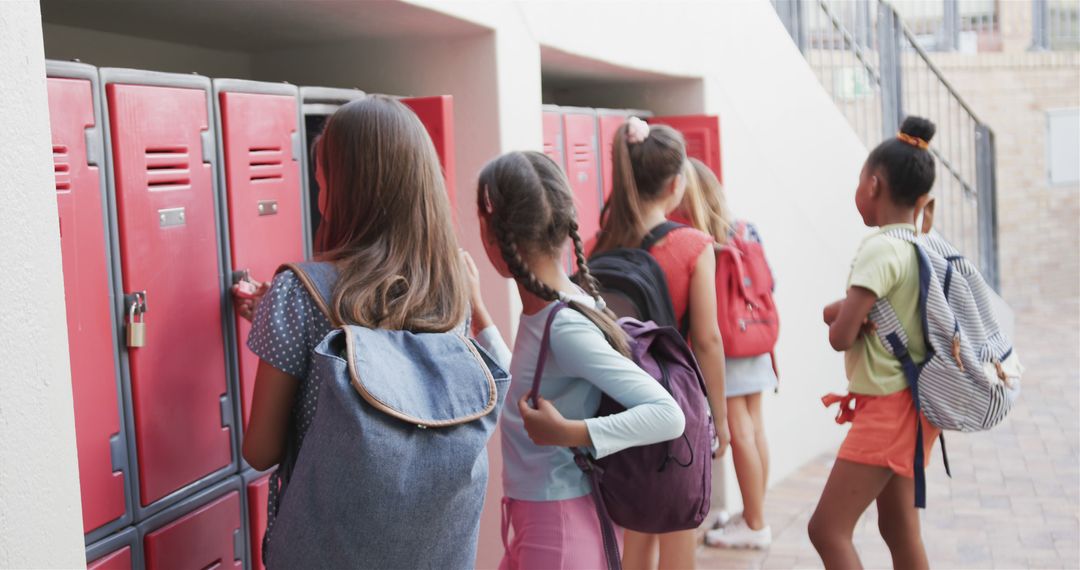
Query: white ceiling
[{"left": 40, "top": 0, "right": 490, "bottom": 52}]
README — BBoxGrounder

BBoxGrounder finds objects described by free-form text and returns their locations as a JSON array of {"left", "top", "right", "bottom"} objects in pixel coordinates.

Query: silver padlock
[{"left": 127, "top": 295, "right": 146, "bottom": 348}]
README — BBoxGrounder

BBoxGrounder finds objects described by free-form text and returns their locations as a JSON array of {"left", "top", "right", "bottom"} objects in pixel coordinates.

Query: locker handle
[
  {"left": 219, "top": 395, "right": 234, "bottom": 430},
  {"left": 233, "top": 528, "right": 244, "bottom": 563},
  {"left": 200, "top": 130, "right": 214, "bottom": 165},
  {"left": 231, "top": 269, "right": 251, "bottom": 287},
  {"left": 108, "top": 433, "right": 128, "bottom": 474},
  {"left": 84, "top": 126, "right": 103, "bottom": 167},
  {"left": 291, "top": 131, "right": 302, "bottom": 162}
]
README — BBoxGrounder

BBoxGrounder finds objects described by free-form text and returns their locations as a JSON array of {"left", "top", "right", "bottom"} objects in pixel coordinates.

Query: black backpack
[{"left": 585, "top": 221, "right": 686, "bottom": 330}]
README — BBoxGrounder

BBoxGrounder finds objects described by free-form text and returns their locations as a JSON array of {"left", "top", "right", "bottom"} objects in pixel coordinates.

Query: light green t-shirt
[{"left": 844, "top": 223, "right": 926, "bottom": 395}]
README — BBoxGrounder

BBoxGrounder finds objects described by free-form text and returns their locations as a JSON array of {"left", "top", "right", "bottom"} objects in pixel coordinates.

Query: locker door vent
[
  {"left": 53, "top": 145, "right": 72, "bottom": 192},
  {"left": 145, "top": 146, "right": 192, "bottom": 190},
  {"left": 249, "top": 146, "right": 284, "bottom": 183},
  {"left": 572, "top": 143, "right": 593, "bottom": 164}
]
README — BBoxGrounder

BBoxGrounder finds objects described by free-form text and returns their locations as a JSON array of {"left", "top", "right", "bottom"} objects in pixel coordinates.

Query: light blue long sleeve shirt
[{"left": 475, "top": 295, "right": 685, "bottom": 502}]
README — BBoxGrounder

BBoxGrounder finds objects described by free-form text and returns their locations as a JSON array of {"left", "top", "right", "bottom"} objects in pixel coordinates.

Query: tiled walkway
[{"left": 697, "top": 300, "right": 1080, "bottom": 569}]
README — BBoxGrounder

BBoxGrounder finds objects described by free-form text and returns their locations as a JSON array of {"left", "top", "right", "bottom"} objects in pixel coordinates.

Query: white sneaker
[{"left": 704, "top": 519, "right": 772, "bottom": 549}]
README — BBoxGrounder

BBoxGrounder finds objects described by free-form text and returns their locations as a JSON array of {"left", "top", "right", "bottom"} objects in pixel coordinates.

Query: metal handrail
[
  {"left": 816, "top": 0, "right": 883, "bottom": 85},
  {"left": 897, "top": 15, "right": 982, "bottom": 123}
]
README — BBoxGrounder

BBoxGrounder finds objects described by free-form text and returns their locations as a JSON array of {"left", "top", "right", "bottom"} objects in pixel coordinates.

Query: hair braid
[
  {"left": 493, "top": 215, "right": 560, "bottom": 302},
  {"left": 568, "top": 223, "right": 599, "bottom": 295}
]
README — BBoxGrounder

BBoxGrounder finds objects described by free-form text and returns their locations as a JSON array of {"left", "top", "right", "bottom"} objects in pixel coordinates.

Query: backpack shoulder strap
[
  {"left": 276, "top": 261, "right": 339, "bottom": 324},
  {"left": 641, "top": 221, "right": 686, "bottom": 251}
]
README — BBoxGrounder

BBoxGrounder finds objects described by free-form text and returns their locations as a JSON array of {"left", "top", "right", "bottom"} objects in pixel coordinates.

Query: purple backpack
[{"left": 529, "top": 303, "right": 712, "bottom": 570}]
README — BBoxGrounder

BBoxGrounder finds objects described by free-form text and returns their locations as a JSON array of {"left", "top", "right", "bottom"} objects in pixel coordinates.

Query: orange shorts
[{"left": 823, "top": 389, "right": 940, "bottom": 479}]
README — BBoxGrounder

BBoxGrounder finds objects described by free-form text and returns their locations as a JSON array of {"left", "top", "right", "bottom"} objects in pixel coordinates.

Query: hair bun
[{"left": 900, "top": 116, "right": 936, "bottom": 144}]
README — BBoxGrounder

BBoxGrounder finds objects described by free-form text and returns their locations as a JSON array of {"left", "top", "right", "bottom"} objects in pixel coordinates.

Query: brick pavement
[{"left": 697, "top": 299, "right": 1080, "bottom": 569}]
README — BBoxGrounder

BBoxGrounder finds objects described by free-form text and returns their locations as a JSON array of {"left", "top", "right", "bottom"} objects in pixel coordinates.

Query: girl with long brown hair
[
  {"left": 239, "top": 95, "right": 471, "bottom": 558},
  {"left": 595, "top": 118, "right": 730, "bottom": 570},
  {"left": 466, "top": 150, "right": 685, "bottom": 570}
]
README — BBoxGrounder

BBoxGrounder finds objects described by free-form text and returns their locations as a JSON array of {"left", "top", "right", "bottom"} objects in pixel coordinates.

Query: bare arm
[
  {"left": 828, "top": 287, "right": 878, "bottom": 351},
  {"left": 688, "top": 247, "right": 730, "bottom": 456},
  {"left": 243, "top": 360, "right": 299, "bottom": 471}
]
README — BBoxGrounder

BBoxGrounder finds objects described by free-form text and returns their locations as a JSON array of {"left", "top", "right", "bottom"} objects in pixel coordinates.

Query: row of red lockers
[{"left": 48, "top": 59, "right": 721, "bottom": 570}]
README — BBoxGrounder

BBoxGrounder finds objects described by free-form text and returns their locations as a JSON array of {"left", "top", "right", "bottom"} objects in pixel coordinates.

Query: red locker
[
  {"left": 86, "top": 527, "right": 139, "bottom": 570},
  {"left": 561, "top": 111, "right": 603, "bottom": 249},
  {"left": 87, "top": 546, "right": 132, "bottom": 570},
  {"left": 215, "top": 82, "right": 305, "bottom": 430},
  {"left": 649, "top": 115, "right": 723, "bottom": 182},
  {"left": 245, "top": 472, "right": 271, "bottom": 570},
  {"left": 402, "top": 96, "right": 456, "bottom": 209},
  {"left": 103, "top": 70, "right": 233, "bottom": 510},
  {"left": 597, "top": 112, "right": 627, "bottom": 203},
  {"left": 542, "top": 109, "right": 565, "bottom": 167},
  {"left": 46, "top": 62, "right": 129, "bottom": 538},
  {"left": 141, "top": 479, "right": 244, "bottom": 570}
]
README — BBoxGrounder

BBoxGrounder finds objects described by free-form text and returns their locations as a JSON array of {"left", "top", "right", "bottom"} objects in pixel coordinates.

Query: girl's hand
[
  {"left": 518, "top": 394, "right": 591, "bottom": 448},
  {"left": 714, "top": 416, "right": 731, "bottom": 458},
  {"left": 461, "top": 249, "right": 493, "bottom": 335},
  {"left": 232, "top": 279, "right": 271, "bottom": 322}
]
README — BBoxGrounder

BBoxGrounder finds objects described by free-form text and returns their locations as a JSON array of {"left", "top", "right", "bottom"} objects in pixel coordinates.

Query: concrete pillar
[{"left": 0, "top": 1, "right": 87, "bottom": 568}]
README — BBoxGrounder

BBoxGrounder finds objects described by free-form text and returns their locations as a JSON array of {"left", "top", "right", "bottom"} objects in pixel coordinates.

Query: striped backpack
[{"left": 869, "top": 212, "right": 1022, "bottom": 508}]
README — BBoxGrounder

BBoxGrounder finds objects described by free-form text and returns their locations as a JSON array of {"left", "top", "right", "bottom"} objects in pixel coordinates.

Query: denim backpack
[
  {"left": 529, "top": 303, "right": 712, "bottom": 570},
  {"left": 868, "top": 227, "right": 1022, "bottom": 508},
  {"left": 265, "top": 262, "right": 510, "bottom": 569}
]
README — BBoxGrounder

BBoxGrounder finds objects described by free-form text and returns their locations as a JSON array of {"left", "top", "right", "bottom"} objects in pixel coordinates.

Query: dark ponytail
[
  {"left": 867, "top": 116, "right": 937, "bottom": 206},
  {"left": 595, "top": 120, "right": 687, "bottom": 253},
  {"left": 478, "top": 151, "right": 630, "bottom": 357}
]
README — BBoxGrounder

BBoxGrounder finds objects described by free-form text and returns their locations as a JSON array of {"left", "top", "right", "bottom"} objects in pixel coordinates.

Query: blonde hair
[
  {"left": 313, "top": 95, "right": 467, "bottom": 331},
  {"left": 680, "top": 158, "right": 733, "bottom": 245}
]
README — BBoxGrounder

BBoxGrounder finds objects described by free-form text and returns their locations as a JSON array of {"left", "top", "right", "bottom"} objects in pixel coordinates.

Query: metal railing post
[
  {"left": 855, "top": 0, "right": 873, "bottom": 49},
  {"left": 975, "top": 124, "right": 1000, "bottom": 290},
  {"left": 1031, "top": 0, "right": 1050, "bottom": 50},
  {"left": 775, "top": 0, "right": 807, "bottom": 53},
  {"left": 941, "top": 0, "right": 961, "bottom": 51},
  {"left": 878, "top": 2, "right": 904, "bottom": 138}
]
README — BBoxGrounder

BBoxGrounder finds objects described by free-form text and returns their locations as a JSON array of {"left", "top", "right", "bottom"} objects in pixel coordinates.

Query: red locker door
[
  {"left": 562, "top": 112, "right": 603, "bottom": 249},
  {"left": 246, "top": 474, "right": 271, "bottom": 570},
  {"left": 219, "top": 91, "right": 304, "bottom": 429},
  {"left": 88, "top": 546, "right": 133, "bottom": 570},
  {"left": 144, "top": 491, "right": 243, "bottom": 570},
  {"left": 598, "top": 113, "right": 627, "bottom": 203},
  {"left": 649, "top": 115, "right": 723, "bottom": 182},
  {"left": 542, "top": 111, "right": 565, "bottom": 167},
  {"left": 48, "top": 76, "right": 127, "bottom": 535},
  {"left": 402, "top": 96, "right": 455, "bottom": 208},
  {"left": 107, "top": 83, "right": 231, "bottom": 506}
]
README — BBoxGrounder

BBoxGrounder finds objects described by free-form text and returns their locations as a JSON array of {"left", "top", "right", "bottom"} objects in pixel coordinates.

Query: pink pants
[{"left": 499, "top": 495, "right": 623, "bottom": 570}]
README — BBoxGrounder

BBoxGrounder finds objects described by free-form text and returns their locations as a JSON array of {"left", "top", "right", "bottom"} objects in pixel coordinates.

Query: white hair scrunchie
[{"left": 626, "top": 116, "right": 650, "bottom": 144}]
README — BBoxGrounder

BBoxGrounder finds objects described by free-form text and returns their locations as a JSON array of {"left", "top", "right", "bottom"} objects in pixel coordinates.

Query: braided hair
[{"left": 479, "top": 151, "right": 629, "bottom": 357}]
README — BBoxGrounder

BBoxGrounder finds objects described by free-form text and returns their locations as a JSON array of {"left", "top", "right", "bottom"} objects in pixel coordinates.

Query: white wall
[
  {"left": 0, "top": 3, "right": 87, "bottom": 569},
  {"left": 42, "top": 23, "right": 253, "bottom": 79}
]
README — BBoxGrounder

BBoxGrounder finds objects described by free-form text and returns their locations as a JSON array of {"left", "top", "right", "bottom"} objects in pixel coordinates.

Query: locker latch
[{"left": 125, "top": 291, "right": 147, "bottom": 349}]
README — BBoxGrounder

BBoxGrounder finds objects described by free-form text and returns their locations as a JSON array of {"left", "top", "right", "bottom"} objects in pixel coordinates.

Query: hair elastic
[
  {"left": 896, "top": 132, "right": 930, "bottom": 150},
  {"left": 626, "top": 116, "right": 651, "bottom": 144}
]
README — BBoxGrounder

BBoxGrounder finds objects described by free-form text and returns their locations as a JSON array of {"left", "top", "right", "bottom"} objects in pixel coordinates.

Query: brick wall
[{"left": 931, "top": 51, "right": 1080, "bottom": 312}]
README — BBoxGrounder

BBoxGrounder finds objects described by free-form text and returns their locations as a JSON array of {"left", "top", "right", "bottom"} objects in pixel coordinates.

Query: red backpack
[{"left": 716, "top": 222, "right": 779, "bottom": 360}]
